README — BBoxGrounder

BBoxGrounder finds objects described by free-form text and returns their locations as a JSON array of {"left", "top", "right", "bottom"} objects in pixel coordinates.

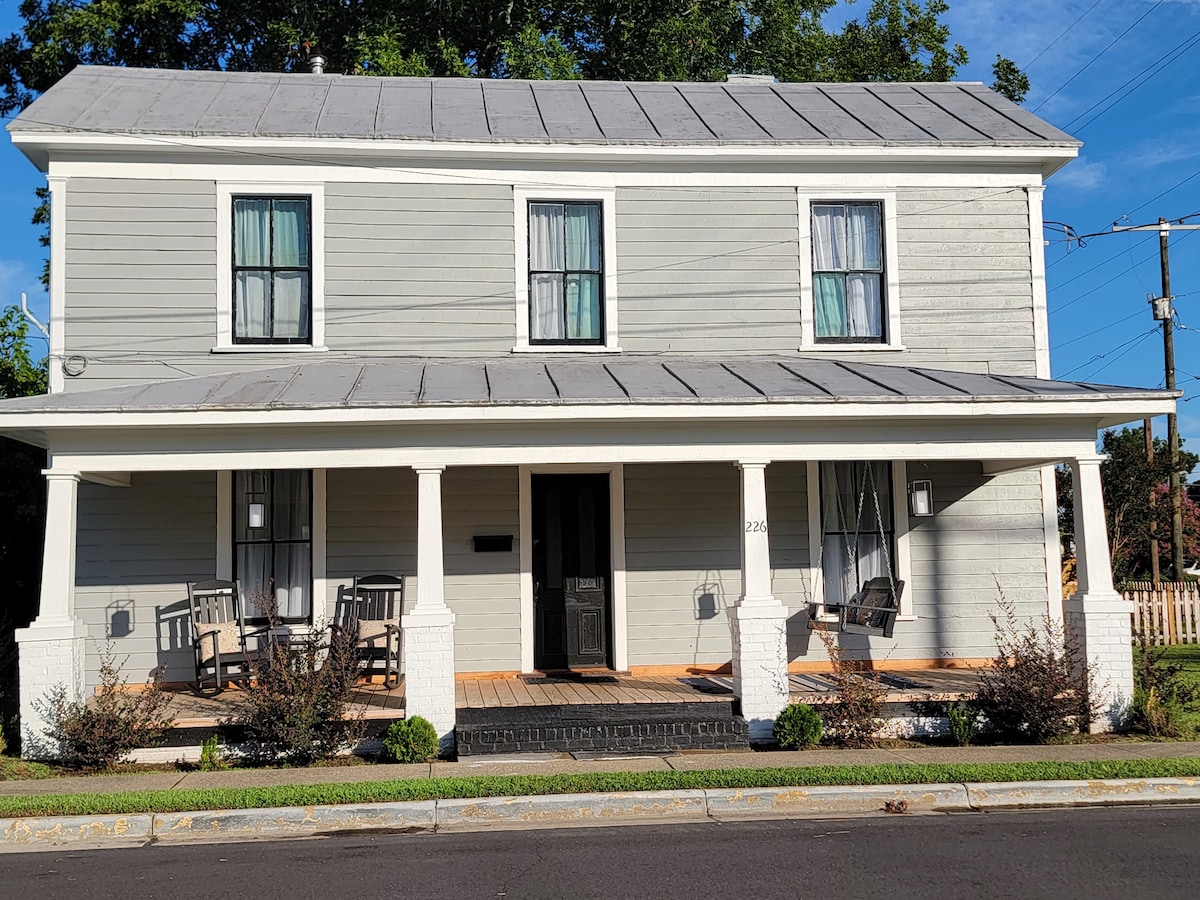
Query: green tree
[
  {"left": 0, "top": 308, "right": 48, "bottom": 750},
  {"left": 1058, "top": 426, "right": 1200, "bottom": 585}
]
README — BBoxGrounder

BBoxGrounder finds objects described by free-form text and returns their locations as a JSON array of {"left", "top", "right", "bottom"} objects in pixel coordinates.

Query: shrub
[
  {"left": 971, "top": 593, "right": 1099, "bottom": 743},
  {"left": 42, "top": 645, "right": 173, "bottom": 770},
  {"left": 198, "top": 734, "right": 229, "bottom": 772},
  {"left": 234, "top": 623, "right": 364, "bottom": 766},
  {"left": 381, "top": 716, "right": 440, "bottom": 763},
  {"left": 947, "top": 702, "right": 978, "bottom": 746},
  {"left": 1130, "top": 630, "right": 1200, "bottom": 738},
  {"left": 773, "top": 703, "right": 823, "bottom": 749},
  {"left": 812, "top": 623, "right": 888, "bottom": 747}
]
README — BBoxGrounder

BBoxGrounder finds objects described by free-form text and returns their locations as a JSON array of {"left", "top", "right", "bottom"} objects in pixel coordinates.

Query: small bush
[
  {"left": 381, "top": 716, "right": 440, "bottom": 763},
  {"left": 1130, "top": 630, "right": 1200, "bottom": 738},
  {"left": 198, "top": 734, "right": 229, "bottom": 772},
  {"left": 812, "top": 623, "right": 888, "bottom": 747},
  {"left": 234, "top": 623, "right": 365, "bottom": 766},
  {"left": 773, "top": 703, "right": 823, "bottom": 749},
  {"left": 947, "top": 702, "right": 978, "bottom": 746},
  {"left": 42, "top": 645, "right": 173, "bottom": 770},
  {"left": 971, "top": 593, "right": 1099, "bottom": 743}
]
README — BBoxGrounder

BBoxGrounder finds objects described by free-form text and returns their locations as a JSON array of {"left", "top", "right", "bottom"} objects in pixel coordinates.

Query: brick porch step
[{"left": 454, "top": 701, "right": 750, "bottom": 756}]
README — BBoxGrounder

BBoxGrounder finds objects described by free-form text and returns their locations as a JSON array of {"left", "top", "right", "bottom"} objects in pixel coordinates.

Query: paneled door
[{"left": 532, "top": 474, "right": 611, "bottom": 670}]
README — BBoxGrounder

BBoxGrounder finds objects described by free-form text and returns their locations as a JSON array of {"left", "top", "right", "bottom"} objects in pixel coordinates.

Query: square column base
[
  {"left": 400, "top": 607, "right": 456, "bottom": 750},
  {"left": 730, "top": 600, "right": 789, "bottom": 742},
  {"left": 15, "top": 618, "right": 88, "bottom": 758},
  {"left": 1064, "top": 592, "right": 1134, "bottom": 733}
]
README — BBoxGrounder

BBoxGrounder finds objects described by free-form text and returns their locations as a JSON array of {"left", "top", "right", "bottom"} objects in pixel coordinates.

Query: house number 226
[{"left": 745, "top": 521, "right": 767, "bottom": 532}]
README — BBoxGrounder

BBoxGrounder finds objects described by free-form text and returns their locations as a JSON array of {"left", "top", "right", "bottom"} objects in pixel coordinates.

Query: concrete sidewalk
[
  {"left": 3, "top": 738, "right": 1200, "bottom": 798},
  {"left": 3, "top": 741, "right": 1200, "bottom": 851}
]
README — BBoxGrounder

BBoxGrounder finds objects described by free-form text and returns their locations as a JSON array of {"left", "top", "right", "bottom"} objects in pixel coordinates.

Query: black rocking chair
[
  {"left": 333, "top": 574, "right": 405, "bottom": 689},
  {"left": 187, "top": 579, "right": 265, "bottom": 696},
  {"left": 839, "top": 577, "right": 905, "bottom": 639}
]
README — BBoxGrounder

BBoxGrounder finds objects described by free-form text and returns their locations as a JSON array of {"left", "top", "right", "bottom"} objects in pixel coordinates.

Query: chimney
[
  {"left": 725, "top": 73, "right": 776, "bottom": 85},
  {"left": 307, "top": 54, "right": 327, "bottom": 75}
]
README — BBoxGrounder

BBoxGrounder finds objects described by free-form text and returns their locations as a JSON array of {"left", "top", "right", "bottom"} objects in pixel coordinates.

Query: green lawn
[
  {"left": 1157, "top": 644, "right": 1200, "bottom": 735},
  {"left": 2, "top": 758, "right": 1200, "bottom": 819}
]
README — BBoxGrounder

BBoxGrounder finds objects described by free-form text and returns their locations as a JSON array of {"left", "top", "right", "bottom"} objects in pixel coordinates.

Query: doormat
[{"left": 521, "top": 674, "right": 620, "bottom": 685}]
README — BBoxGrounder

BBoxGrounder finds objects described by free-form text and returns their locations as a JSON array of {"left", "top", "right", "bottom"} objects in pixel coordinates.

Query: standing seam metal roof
[
  {"left": 8, "top": 66, "right": 1079, "bottom": 147},
  {"left": 0, "top": 357, "right": 1167, "bottom": 413}
]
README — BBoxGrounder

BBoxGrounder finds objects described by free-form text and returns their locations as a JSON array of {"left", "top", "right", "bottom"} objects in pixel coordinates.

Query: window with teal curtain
[
  {"left": 811, "top": 202, "right": 884, "bottom": 342},
  {"left": 528, "top": 200, "right": 603, "bottom": 344},
  {"left": 233, "top": 197, "right": 312, "bottom": 343}
]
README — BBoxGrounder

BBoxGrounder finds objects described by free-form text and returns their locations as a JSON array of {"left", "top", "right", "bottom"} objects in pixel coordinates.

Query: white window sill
[
  {"left": 511, "top": 344, "right": 624, "bottom": 354},
  {"left": 211, "top": 345, "right": 330, "bottom": 355},
  {"left": 797, "top": 343, "right": 907, "bottom": 353}
]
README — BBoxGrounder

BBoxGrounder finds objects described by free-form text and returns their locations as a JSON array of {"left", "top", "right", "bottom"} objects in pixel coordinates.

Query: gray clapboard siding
[
  {"left": 326, "top": 466, "right": 522, "bottom": 673},
  {"left": 440, "top": 466, "right": 521, "bottom": 672},
  {"left": 617, "top": 188, "right": 803, "bottom": 355},
  {"left": 624, "top": 463, "right": 740, "bottom": 666},
  {"left": 74, "top": 471, "right": 217, "bottom": 689}
]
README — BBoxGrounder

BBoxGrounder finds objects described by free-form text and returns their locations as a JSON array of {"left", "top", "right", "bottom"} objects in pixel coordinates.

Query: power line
[
  {"left": 1059, "top": 327, "right": 1157, "bottom": 379},
  {"left": 1065, "top": 27, "right": 1200, "bottom": 133},
  {"left": 1023, "top": 0, "right": 1108, "bottom": 70},
  {"left": 1051, "top": 308, "right": 1143, "bottom": 350},
  {"left": 1033, "top": 1, "right": 1165, "bottom": 112}
]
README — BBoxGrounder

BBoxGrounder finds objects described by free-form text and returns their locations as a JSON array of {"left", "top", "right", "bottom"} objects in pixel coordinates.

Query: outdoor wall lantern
[
  {"left": 248, "top": 503, "right": 266, "bottom": 529},
  {"left": 908, "top": 479, "right": 934, "bottom": 517}
]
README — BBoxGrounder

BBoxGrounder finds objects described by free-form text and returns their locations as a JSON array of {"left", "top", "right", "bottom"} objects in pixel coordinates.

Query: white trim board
[
  {"left": 47, "top": 174, "right": 67, "bottom": 394},
  {"left": 46, "top": 159, "right": 1051, "bottom": 190},
  {"left": 518, "top": 463, "right": 627, "bottom": 673}
]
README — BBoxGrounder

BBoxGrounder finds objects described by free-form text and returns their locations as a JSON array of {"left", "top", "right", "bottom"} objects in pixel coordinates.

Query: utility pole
[{"left": 1113, "top": 216, "right": 1196, "bottom": 580}]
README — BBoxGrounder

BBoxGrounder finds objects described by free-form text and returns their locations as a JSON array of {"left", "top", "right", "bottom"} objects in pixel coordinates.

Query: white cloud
[{"left": 1048, "top": 157, "right": 1108, "bottom": 191}]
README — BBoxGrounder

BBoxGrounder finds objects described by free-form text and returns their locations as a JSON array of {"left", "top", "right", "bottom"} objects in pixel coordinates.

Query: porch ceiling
[{"left": 0, "top": 355, "right": 1175, "bottom": 413}]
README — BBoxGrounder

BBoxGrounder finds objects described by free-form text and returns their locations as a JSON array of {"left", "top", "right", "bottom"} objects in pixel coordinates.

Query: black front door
[{"left": 532, "top": 474, "right": 611, "bottom": 671}]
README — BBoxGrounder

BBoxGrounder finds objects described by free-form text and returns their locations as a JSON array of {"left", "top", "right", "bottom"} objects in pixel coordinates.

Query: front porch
[{"left": 2, "top": 356, "right": 1172, "bottom": 754}]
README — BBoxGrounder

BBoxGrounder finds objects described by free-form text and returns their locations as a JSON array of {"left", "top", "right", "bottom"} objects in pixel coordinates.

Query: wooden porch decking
[{"left": 158, "top": 669, "right": 984, "bottom": 729}]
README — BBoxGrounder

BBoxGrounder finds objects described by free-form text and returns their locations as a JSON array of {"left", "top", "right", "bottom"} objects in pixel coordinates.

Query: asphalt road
[{"left": 5, "top": 806, "right": 1199, "bottom": 900}]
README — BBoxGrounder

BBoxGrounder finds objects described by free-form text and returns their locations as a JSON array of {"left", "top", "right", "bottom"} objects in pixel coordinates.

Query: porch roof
[{"left": 0, "top": 356, "right": 1175, "bottom": 415}]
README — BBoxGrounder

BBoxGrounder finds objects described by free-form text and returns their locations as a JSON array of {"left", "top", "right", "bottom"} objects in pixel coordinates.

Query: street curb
[
  {"left": 5, "top": 778, "right": 1200, "bottom": 849},
  {"left": 965, "top": 777, "right": 1200, "bottom": 810}
]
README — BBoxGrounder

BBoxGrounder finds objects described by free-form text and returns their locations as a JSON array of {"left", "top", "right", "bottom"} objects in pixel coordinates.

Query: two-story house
[{"left": 0, "top": 66, "right": 1174, "bottom": 751}]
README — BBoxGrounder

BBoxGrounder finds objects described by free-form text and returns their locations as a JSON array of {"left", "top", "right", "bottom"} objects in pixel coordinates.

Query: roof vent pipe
[
  {"left": 725, "top": 73, "right": 776, "bottom": 85},
  {"left": 307, "top": 54, "right": 326, "bottom": 75}
]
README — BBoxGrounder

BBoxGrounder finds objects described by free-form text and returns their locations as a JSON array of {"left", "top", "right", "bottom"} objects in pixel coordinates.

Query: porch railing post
[
  {"left": 401, "top": 465, "right": 457, "bottom": 749},
  {"left": 730, "top": 461, "right": 789, "bottom": 742},
  {"left": 1065, "top": 455, "right": 1133, "bottom": 731},
  {"left": 15, "top": 470, "right": 88, "bottom": 757}
]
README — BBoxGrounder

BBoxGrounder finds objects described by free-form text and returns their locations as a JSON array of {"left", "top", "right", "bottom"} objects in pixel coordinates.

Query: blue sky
[{"left": 0, "top": 1, "right": 1197, "bottom": 467}]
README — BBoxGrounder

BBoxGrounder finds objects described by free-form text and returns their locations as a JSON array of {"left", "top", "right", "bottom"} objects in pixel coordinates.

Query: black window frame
[
  {"left": 527, "top": 199, "right": 605, "bottom": 346},
  {"left": 232, "top": 469, "right": 314, "bottom": 625},
  {"left": 231, "top": 195, "right": 314, "bottom": 345},
  {"left": 818, "top": 460, "right": 896, "bottom": 610},
  {"left": 811, "top": 200, "right": 887, "bottom": 345}
]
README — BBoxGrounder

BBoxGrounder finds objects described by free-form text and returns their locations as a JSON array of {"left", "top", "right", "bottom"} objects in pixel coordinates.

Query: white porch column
[
  {"left": 16, "top": 471, "right": 88, "bottom": 756},
  {"left": 400, "top": 466, "right": 457, "bottom": 748},
  {"left": 1064, "top": 456, "right": 1133, "bottom": 731},
  {"left": 729, "top": 461, "right": 789, "bottom": 742}
]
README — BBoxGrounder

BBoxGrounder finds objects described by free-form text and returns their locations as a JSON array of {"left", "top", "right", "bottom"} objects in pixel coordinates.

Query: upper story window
[
  {"left": 528, "top": 200, "right": 604, "bottom": 344},
  {"left": 513, "top": 187, "right": 619, "bottom": 353},
  {"left": 233, "top": 197, "right": 312, "bottom": 343},
  {"left": 811, "top": 201, "right": 885, "bottom": 343},
  {"left": 215, "top": 183, "right": 325, "bottom": 353}
]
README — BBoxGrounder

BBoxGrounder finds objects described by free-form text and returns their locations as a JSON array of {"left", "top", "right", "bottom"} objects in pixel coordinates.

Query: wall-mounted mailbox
[{"left": 473, "top": 534, "right": 514, "bottom": 553}]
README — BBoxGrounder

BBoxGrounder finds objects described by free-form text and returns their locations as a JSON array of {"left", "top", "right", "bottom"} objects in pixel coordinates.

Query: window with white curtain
[
  {"left": 811, "top": 201, "right": 885, "bottom": 342},
  {"left": 819, "top": 461, "right": 895, "bottom": 609},
  {"left": 232, "top": 197, "right": 312, "bottom": 343},
  {"left": 527, "top": 200, "right": 604, "bottom": 344},
  {"left": 233, "top": 470, "right": 313, "bottom": 623}
]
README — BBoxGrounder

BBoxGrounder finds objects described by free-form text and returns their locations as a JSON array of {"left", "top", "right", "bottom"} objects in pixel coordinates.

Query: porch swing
[{"left": 809, "top": 461, "right": 905, "bottom": 639}]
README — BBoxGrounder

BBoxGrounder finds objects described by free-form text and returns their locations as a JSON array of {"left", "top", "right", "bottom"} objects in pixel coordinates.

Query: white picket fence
[{"left": 1125, "top": 581, "right": 1200, "bottom": 645}]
